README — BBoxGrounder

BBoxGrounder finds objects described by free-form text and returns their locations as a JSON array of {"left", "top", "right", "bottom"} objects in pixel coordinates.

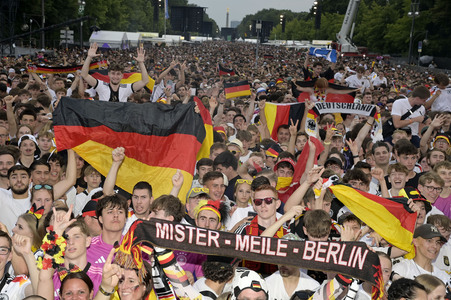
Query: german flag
[
  {"left": 329, "top": 184, "right": 416, "bottom": 255},
  {"left": 90, "top": 69, "right": 155, "bottom": 92},
  {"left": 193, "top": 96, "right": 213, "bottom": 160},
  {"left": 264, "top": 102, "right": 304, "bottom": 141},
  {"left": 218, "top": 64, "right": 235, "bottom": 76},
  {"left": 27, "top": 60, "right": 108, "bottom": 74},
  {"left": 53, "top": 97, "right": 207, "bottom": 202},
  {"left": 291, "top": 81, "right": 356, "bottom": 103},
  {"left": 224, "top": 81, "right": 251, "bottom": 99}
]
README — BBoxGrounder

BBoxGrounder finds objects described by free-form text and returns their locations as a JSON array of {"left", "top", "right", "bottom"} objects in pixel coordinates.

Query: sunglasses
[
  {"left": 235, "top": 179, "right": 252, "bottom": 185},
  {"left": 188, "top": 187, "right": 209, "bottom": 198},
  {"left": 253, "top": 197, "right": 277, "bottom": 206},
  {"left": 33, "top": 184, "right": 53, "bottom": 190}
]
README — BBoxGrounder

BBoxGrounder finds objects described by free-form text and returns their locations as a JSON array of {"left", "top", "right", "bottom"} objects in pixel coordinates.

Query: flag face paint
[{"left": 53, "top": 98, "right": 206, "bottom": 200}]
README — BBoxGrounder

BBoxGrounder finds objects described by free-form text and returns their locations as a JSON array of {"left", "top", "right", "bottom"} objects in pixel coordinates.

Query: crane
[{"left": 336, "top": 0, "right": 360, "bottom": 53}]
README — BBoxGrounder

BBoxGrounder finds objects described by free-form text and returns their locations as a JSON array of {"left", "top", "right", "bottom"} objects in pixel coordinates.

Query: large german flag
[
  {"left": 224, "top": 81, "right": 251, "bottom": 99},
  {"left": 218, "top": 64, "right": 235, "bottom": 76},
  {"left": 329, "top": 184, "right": 416, "bottom": 255},
  {"left": 53, "top": 97, "right": 206, "bottom": 201},
  {"left": 264, "top": 102, "right": 304, "bottom": 141},
  {"left": 27, "top": 60, "right": 108, "bottom": 74},
  {"left": 89, "top": 69, "right": 155, "bottom": 92},
  {"left": 291, "top": 81, "right": 356, "bottom": 103}
]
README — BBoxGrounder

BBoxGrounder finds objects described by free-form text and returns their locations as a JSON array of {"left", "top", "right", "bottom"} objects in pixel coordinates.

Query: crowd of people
[{"left": 0, "top": 40, "right": 450, "bottom": 300}]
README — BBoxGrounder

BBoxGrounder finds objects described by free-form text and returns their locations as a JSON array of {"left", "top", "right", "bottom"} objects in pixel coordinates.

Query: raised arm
[
  {"left": 131, "top": 46, "right": 150, "bottom": 92},
  {"left": 80, "top": 43, "right": 100, "bottom": 87},
  {"left": 155, "top": 60, "right": 177, "bottom": 85},
  {"left": 53, "top": 149, "right": 76, "bottom": 200},
  {"left": 12, "top": 234, "right": 39, "bottom": 295},
  {"left": 175, "top": 61, "right": 186, "bottom": 90},
  {"left": 103, "top": 147, "right": 125, "bottom": 196},
  {"left": 4, "top": 95, "right": 18, "bottom": 138},
  {"left": 420, "top": 114, "right": 444, "bottom": 155},
  {"left": 287, "top": 119, "right": 298, "bottom": 155},
  {"left": 244, "top": 92, "right": 256, "bottom": 124},
  {"left": 261, "top": 205, "right": 304, "bottom": 237},
  {"left": 169, "top": 169, "right": 184, "bottom": 198}
]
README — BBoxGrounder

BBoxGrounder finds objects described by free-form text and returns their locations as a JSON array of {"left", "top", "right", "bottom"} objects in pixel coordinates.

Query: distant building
[{"left": 230, "top": 21, "right": 240, "bottom": 28}]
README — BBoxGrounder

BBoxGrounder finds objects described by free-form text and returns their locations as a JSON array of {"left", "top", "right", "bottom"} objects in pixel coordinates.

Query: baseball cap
[
  {"left": 81, "top": 199, "right": 99, "bottom": 217},
  {"left": 186, "top": 187, "right": 209, "bottom": 202},
  {"left": 256, "top": 87, "right": 266, "bottom": 94},
  {"left": 324, "top": 157, "right": 343, "bottom": 170},
  {"left": 231, "top": 268, "right": 269, "bottom": 300},
  {"left": 414, "top": 224, "right": 447, "bottom": 243},
  {"left": 274, "top": 158, "right": 296, "bottom": 171}
]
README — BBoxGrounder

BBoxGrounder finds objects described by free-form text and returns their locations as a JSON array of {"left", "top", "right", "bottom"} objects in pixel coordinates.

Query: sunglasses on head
[
  {"left": 235, "top": 179, "right": 252, "bottom": 186},
  {"left": 33, "top": 184, "right": 53, "bottom": 191},
  {"left": 253, "top": 197, "right": 276, "bottom": 206}
]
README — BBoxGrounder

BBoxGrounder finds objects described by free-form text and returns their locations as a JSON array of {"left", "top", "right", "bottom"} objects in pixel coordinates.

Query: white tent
[
  {"left": 123, "top": 32, "right": 141, "bottom": 48},
  {"left": 89, "top": 30, "right": 126, "bottom": 49}
]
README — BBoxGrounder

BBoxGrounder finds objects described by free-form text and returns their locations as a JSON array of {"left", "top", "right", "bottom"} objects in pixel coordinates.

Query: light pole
[
  {"left": 78, "top": 0, "right": 86, "bottom": 48},
  {"left": 29, "top": 18, "right": 41, "bottom": 55},
  {"left": 255, "top": 20, "right": 262, "bottom": 68},
  {"left": 42, "top": 0, "right": 45, "bottom": 48},
  {"left": 407, "top": 0, "right": 420, "bottom": 65}
]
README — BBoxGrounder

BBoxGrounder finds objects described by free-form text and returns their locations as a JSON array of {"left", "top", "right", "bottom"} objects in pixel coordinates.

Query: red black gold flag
[
  {"left": 26, "top": 60, "right": 108, "bottom": 74},
  {"left": 218, "top": 64, "right": 236, "bottom": 76},
  {"left": 264, "top": 102, "right": 305, "bottom": 141},
  {"left": 291, "top": 81, "right": 356, "bottom": 103},
  {"left": 89, "top": 69, "right": 155, "bottom": 92},
  {"left": 193, "top": 96, "right": 213, "bottom": 160},
  {"left": 263, "top": 54, "right": 275, "bottom": 59},
  {"left": 224, "top": 81, "right": 251, "bottom": 99},
  {"left": 329, "top": 184, "right": 416, "bottom": 256},
  {"left": 53, "top": 97, "right": 206, "bottom": 201}
]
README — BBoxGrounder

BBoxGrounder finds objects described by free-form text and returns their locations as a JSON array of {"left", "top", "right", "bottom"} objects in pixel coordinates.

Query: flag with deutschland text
[
  {"left": 224, "top": 81, "right": 251, "bottom": 99},
  {"left": 264, "top": 102, "right": 304, "bottom": 141},
  {"left": 329, "top": 184, "right": 416, "bottom": 256},
  {"left": 89, "top": 69, "right": 155, "bottom": 92},
  {"left": 218, "top": 64, "right": 235, "bottom": 76},
  {"left": 53, "top": 97, "right": 206, "bottom": 201}
]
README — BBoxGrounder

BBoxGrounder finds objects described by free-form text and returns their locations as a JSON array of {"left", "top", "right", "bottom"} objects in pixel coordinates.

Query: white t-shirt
[
  {"left": 225, "top": 206, "right": 255, "bottom": 231},
  {"left": 372, "top": 76, "right": 387, "bottom": 87},
  {"left": 193, "top": 277, "right": 218, "bottom": 300},
  {"left": 391, "top": 98, "right": 425, "bottom": 136},
  {"left": 393, "top": 259, "right": 450, "bottom": 285},
  {"left": 150, "top": 80, "right": 175, "bottom": 102},
  {"left": 427, "top": 86, "right": 451, "bottom": 112},
  {"left": 0, "top": 189, "right": 31, "bottom": 234},
  {"left": 93, "top": 80, "right": 134, "bottom": 102},
  {"left": 434, "top": 240, "right": 451, "bottom": 273},
  {"left": 345, "top": 75, "right": 370, "bottom": 92},
  {"left": 265, "top": 270, "right": 320, "bottom": 300},
  {"left": 0, "top": 273, "right": 31, "bottom": 300}
]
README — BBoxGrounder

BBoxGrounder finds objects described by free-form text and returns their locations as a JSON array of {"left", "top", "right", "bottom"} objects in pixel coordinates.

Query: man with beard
[
  {"left": 81, "top": 43, "right": 149, "bottom": 102},
  {"left": 0, "top": 165, "right": 31, "bottom": 233},
  {"left": 0, "top": 148, "right": 17, "bottom": 189}
]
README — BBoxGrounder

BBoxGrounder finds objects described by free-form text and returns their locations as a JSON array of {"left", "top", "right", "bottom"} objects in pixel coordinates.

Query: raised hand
[
  {"left": 371, "top": 167, "right": 384, "bottom": 182},
  {"left": 307, "top": 166, "right": 325, "bottom": 185},
  {"left": 172, "top": 169, "right": 184, "bottom": 189},
  {"left": 87, "top": 43, "right": 100, "bottom": 58},
  {"left": 53, "top": 205, "right": 76, "bottom": 236},
  {"left": 12, "top": 234, "right": 32, "bottom": 256},
  {"left": 134, "top": 46, "right": 146, "bottom": 63},
  {"left": 289, "top": 119, "right": 299, "bottom": 136},
  {"left": 112, "top": 147, "right": 125, "bottom": 164},
  {"left": 101, "top": 248, "right": 122, "bottom": 293}
]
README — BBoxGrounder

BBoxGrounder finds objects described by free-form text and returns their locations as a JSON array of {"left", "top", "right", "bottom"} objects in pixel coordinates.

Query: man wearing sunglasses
[{"left": 235, "top": 184, "right": 287, "bottom": 277}]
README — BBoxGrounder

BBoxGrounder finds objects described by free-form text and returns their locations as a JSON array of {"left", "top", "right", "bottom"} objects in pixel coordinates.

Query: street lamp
[
  {"left": 407, "top": 0, "right": 420, "bottom": 65},
  {"left": 28, "top": 18, "right": 41, "bottom": 55},
  {"left": 78, "top": 0, "right": 86, "bottom": 48}
]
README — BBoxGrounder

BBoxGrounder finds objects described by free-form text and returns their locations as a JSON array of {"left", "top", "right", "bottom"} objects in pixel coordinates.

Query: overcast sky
[{"left": 188, "top": 0, "right": 316, "bottom": 28}]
